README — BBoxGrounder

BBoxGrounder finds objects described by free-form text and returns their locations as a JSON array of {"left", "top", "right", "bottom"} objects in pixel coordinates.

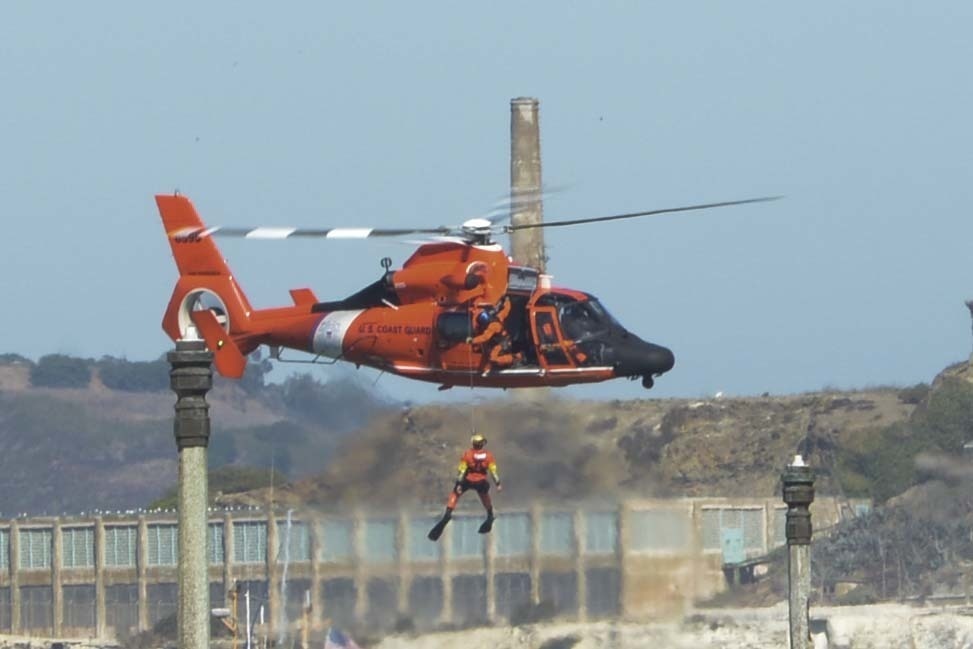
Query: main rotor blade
[
  {"left": 172, "top": 225, "right": 452, "bottom": 241},
  {"left": 477, "top": 184, "right": 571, "bottom": 225},
  {"left": 503, "top": 196, "right": 782, "bottom": 232}
]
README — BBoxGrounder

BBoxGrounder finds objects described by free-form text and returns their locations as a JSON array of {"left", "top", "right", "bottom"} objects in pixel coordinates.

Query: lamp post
[
  {"left": 782, "top": 454, "right": 814, "bottom": 649},
  {"left": 169, "top": 338, "right": 213, "bottom": 649}
]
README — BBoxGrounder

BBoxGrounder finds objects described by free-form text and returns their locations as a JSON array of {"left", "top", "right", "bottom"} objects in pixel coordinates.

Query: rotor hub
[{"left": 460, "top": 218, "right": 493, "bottom": 244}]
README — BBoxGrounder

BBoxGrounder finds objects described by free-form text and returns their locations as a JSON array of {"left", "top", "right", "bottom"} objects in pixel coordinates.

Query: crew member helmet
[
  {"left": 471, "top": 433, "right": 486, "bottom": 448},
  {"left": 476, "top": 309, "right": 492, "bottom": 327}
]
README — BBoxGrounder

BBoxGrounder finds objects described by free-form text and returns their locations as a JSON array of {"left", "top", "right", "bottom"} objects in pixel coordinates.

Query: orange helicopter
[{"left": 157, "top": 193, "right": 775, "bottom": 390}]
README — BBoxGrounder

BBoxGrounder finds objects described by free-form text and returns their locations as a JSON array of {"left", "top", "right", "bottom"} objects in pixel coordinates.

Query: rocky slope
[{"left": 220, "top": 387, "right": 916, "bottom": 512}]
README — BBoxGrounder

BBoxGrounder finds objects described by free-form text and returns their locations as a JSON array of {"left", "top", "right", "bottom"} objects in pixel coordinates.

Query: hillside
[
  {"left": 694, "top": 361, "right": 973, "bottom": 606},
  {"left": 2, "top": 348, "right": 964, "bottom": 562},
  {"left": 0, "top": 356, "right": 391, "bottom": 515},
  {"left": 221, "top": 386, "right": 917, "bottom": 512}
]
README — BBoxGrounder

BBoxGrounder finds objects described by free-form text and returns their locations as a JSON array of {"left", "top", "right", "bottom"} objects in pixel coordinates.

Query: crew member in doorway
[
  {"left": 427, "top": 433, "right": 502, "bottom": 541},
  {"left": 468, "top": 297, "right": 521, "bottom": 376}
]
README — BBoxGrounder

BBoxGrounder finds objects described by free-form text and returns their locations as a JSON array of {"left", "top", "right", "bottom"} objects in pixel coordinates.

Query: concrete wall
[{"left": 0, "top": 496, "right": 857, "bottom": 641}]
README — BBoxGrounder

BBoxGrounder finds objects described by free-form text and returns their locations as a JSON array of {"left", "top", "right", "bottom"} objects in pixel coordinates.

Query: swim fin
[
  {"left": 478, "top": 515, "right": 495, "bottom": 534},
  {"left": 428, "top": 514, "right": 451, "bottom": 541}
]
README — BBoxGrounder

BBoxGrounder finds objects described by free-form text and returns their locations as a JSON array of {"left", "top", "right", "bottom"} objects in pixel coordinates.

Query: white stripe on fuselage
[{"left": 312, "top": 310, "right": 363, "bottom": 358}]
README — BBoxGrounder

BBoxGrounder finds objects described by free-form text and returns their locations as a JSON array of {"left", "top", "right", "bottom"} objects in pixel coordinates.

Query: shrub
[
  {"left": 29, "top": 354, "right": 92, "bottom": 388},
  {"left": 834, "top": 378, "right": 973, "bottom": 502},
  {"left": 149, "top": 465, "right": 275, "bottom": 509},
  {"left": 897, "top": 382, "right": 930, "bottom": 405},
  {"left": 97, "top": 357, "right": 169, "bottom": 392},
  {"left": 281, "top": 373, "right": 386, "bottom": 432},
  {"left": 237, "top": 358, "right": 273, "bottom": 395},
  {"left": 0, "top": 353, "right": 33, "bottom": 366}
]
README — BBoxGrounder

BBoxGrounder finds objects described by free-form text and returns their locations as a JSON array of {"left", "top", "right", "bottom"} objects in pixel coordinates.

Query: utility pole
[
  {"left": 782, "top": 455, "right": 815, "bottom": 649},
  {"left": 170, "top": 338, "right": 213, "bottom": 649},
  {"left": 510, "top": 97, "right": 546, "bottom": 271}
]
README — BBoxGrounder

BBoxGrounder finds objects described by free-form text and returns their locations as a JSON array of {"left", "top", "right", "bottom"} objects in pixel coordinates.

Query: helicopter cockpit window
[
  {"left": 559, "top": 298, "right": 620, "bottom": 341},
  {"left": 436, "top": 312, "right": 473, "bottom": 343},
  {"left": 584, "top": 298, "right": 621, "bottom": 327},
  {"left": 559, "top": 301, "right": 609, "bottom": 340}
]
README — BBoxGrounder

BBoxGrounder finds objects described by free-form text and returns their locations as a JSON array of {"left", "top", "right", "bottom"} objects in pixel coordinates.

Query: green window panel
[
  {"left": 233, "top": 521, "right": 267, "bottom": 564},
  {"left": 0, "top": 529, "right": 8, "bottom": 572},
  {"left": 584, "top": 511, "right": 618, "bottom": 555},
  {"left": 408, "top": 518, "right": 440, "bottom": 562},
  {"left": 495, "top": 512, "right": 530, "bottom": 557},
  {"left": 104, "top": 527, "right": 137, "bottom": 567},
  {"left": 319, "top": 520, "right": 353, "bottom": 563},
  {"left": 451, "top": 517, "right": 483, "bottom": 559},
  {"left": 19, "top": 529, "right": 52, "bottom": 570},
  {"left": 539, "top": 512, "right": 574, "bottom": 556},
  {"left": 276, "top": 521, "right": 310, "bottom": 562},
  {"left": 147, "top": 524, "right": 177, "bottom": 566},
  {"left": 208, "top": 523, "right": 224, "bottom": 565},
  {"left": 61, "top": 527, "right": 95, "bottom": 568},
  {"left": 364, "top": 519, "right": 397, "bottom": 563}
]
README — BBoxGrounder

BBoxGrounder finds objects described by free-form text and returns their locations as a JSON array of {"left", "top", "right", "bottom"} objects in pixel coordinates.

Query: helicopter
[{"left": 156, "top": 193, "right": 776, "bottom": 390}]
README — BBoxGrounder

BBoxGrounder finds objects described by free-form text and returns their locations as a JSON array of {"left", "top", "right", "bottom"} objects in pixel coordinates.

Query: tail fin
[
  {"left": 156, "top": 194, "right": 255, "bottom": 371},
  {"left": 190, "top": 308, "right": 248, "bottom": 378},
  {"left": 157, "top": 194, "right": 237, "bottom": 277}
]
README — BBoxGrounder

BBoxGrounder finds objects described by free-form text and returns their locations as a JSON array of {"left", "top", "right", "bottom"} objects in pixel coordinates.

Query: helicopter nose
[
  {"left": 610, "top": 339, "right": 675, "bottom": 378},
  {"left": 642, "top": 342, "right": 675, "bottom": 375}
]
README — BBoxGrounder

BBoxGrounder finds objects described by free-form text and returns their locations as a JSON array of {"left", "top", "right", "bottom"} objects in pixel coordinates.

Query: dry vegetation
[
  {"left": 225, "top": 387, "right": 921, "bottom": 516},
  {"left": 8, "top": 351, "right": 973, "bottom": 607}
]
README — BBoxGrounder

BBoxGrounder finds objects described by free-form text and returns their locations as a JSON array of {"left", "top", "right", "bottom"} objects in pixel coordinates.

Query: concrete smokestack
[{"left": 510, "top": 97, "right": 546, "bottom": 271}]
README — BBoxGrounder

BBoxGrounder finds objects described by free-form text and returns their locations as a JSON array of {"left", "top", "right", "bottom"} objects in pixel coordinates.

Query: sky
[{"left": 2, "top": 3, "right": 972, "bottom": 404}]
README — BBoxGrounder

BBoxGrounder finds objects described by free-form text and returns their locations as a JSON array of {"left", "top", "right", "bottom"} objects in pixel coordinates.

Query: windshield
[
  {"left": 559, "top": 299, "right": 612, "bottom": 340},
  {"left": 585, "top": 298, "right": 621, "bottom": 327}
]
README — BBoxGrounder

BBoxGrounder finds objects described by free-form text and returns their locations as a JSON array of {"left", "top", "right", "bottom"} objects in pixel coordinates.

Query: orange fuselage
[{"left": 157, "top": 194, "right": 672, "bottom": 389}]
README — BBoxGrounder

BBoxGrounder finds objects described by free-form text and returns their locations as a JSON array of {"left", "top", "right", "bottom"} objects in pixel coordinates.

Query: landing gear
[{"left": 641, "top": 375, "right": 654, "bottom": 389}]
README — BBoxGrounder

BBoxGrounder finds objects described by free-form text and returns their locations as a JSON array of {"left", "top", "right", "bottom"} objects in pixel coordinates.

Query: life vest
[{"left": 463, "top": 449, "right": 493, "bottom": 481}]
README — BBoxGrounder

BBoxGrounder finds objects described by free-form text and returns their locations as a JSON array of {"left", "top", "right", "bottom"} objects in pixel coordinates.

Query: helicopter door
[
  {"left": 531, "top": 307, "right": 573, "bottom": 369},
  {"left": 434, "top": 310, "right": 476, "bottom": 370}
]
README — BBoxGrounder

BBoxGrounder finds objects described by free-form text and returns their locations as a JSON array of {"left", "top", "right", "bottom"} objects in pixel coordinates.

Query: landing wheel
[{"left": 641, "top": 375, "right": 654, "bottom": 389}]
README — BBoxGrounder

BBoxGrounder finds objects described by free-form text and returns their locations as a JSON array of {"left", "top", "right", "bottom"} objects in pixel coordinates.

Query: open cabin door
[
  {"left": 433, "top": 309, "right": 477, "bottom": 371},
  {"left": 530, "top": 306, "right": 575, "bottom": 370}
]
